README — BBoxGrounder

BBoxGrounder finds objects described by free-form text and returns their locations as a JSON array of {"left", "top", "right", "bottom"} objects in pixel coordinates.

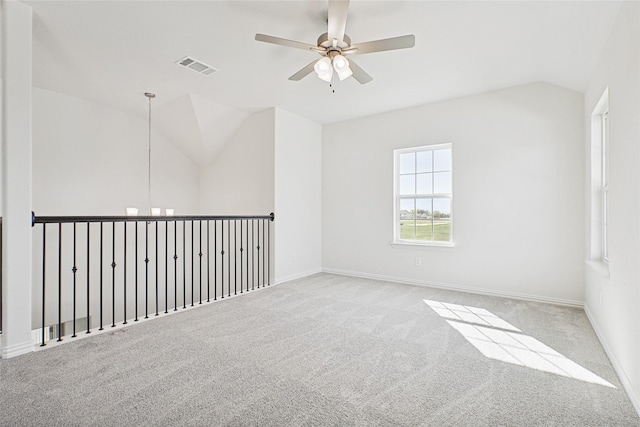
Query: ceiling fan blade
[
  {"left": 350, "top": 34, "right": 415, "bottom": 54},
  {"left": 255, "top": 34, "right": 318, "bottom": 51},
  {"left": 289, "top": 60, "right": 317, "bottom": 81},
  {"left": 348, "top": 58, "right": 373, "bottom": 84},
  {"left": 327, "top": 0, "right": 349, "bottom": 44}
]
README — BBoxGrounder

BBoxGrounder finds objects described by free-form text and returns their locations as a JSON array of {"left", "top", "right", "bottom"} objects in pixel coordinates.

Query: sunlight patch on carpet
[{"left": 424, "top": 299, "right": 615, "bottom": 388}]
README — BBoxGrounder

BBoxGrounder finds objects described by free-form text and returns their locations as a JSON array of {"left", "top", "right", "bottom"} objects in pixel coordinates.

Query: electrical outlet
[{"left": 415, "top": 257, "right": 422, "bottom": 266}]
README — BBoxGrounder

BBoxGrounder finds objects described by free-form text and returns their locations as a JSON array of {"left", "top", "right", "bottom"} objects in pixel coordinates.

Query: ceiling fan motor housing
[{"left": 317, "top": 32, "right": 351, "bottom": 50}]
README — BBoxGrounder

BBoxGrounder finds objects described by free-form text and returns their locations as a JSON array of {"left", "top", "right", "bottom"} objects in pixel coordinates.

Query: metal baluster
[
  {"left": 72, "top": 222, "right": 77, "bottom": 337},
  {"left": 246, "top": 220, "right": 250, "bottom": 293},
  {"left": 191, "top": 220, "right": 194, "bottom": 307},
  {"left": 234, "top": 220, "right": 237, "bottom": 296},
  {"left": 251, "top": 219, "right": 256, "bottom": 291},
  {"left": 41, "top": 223, "right": 46, "bottom": 346},
  {"left": 145, "top": 220, "right": 149, "bottom": 319},
  {"left": 174, "top": 220, "right": 178, "bottom": 311},
  {"left": 206, "top": 220, "right": 210, "bottom": 303},
  {"left": 263, "top": 219, "right": 266, "bottom": 288},
  {"left": 257, "top": 220, "right": 261, "bottom": 289},
  {"left": 57, "top": 223, "right": 63, "bottom": 341},
  {"left": 199, "top": 220, "right": 202, "bottom": 304},
  {"left": 221, "top": 220, "right": 224, "bottom": 299},
  {"left": 165, "top": 220, "right": 169, "bottom": 314},
  {"left": 99, "top": 223, "right": 103, "bottom": 331},
  {"left": 240, "top": 220, "right": 243, "bottom": 294},
  {"left": 214, "top": 220, "right": 217, "bottom": 301},
  {"left": 111, "top": 222, "right": 116, "bottom": 327},
  {"left": 183, "top": 221, "right": 186, "bottom": 308},
  {"left": 86, "top": 222, "right": 91, "bottom": 334},
  {"left": 228, "top": 219, "right": 231, "bottom": 297},
  {"left": 135, "top": 221, "right": 138, "bottom": 321},
  {"left": 155, "top": 220, "right": 159, "bottom": 316},
  {"left": 123, "top": 222, "right": 127, "bottom": 325},
  {"left": 268, "top": 215, "right": 271, "bottom": 286}
]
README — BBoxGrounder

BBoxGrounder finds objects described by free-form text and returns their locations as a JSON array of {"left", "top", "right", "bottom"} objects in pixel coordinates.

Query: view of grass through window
[{"left": 400, "top": 219, "right": 451, "bottom": 241}]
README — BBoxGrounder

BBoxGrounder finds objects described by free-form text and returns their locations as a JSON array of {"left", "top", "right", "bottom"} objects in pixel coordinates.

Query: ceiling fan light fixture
[
  {"left": 314, "top": 56, "right": 332, "bottom": 73},
  {"left": 314, "top": 57, "right": 333, "bottom": 82},
  {"left": 332, "top": 54, "right": 349, "bottom": 72},
  {"left": 332, "top": 54, "right": 352, "bottom": 81}
]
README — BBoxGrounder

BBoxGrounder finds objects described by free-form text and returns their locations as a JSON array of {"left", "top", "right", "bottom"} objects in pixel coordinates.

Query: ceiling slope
[{"left": 153, "top": 94, "right": 249, "bottom": 167}]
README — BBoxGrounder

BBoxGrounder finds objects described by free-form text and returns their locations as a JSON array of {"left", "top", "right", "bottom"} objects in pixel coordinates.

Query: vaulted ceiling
[{"left": 25, "top": 0, "right": 622, "bottom": 165}]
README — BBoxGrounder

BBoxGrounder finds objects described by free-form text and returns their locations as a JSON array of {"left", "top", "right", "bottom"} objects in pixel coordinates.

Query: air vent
[
  {"left": 176, "top": 56, "right": 218, "bottom": 76},
  {"left": 32, "top": 316, "right": 92, "bottom": 343}
]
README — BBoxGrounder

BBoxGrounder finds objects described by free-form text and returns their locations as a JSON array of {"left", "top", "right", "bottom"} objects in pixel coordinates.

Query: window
[
  {"left": 601, "top": 110, "right": 609, "bottom": 262},
  {"left": 589, "top": 88, "right": 609, "bottom": 268},
  {"left": 394, "top": 144, "right": 452, "bottom": 245}
]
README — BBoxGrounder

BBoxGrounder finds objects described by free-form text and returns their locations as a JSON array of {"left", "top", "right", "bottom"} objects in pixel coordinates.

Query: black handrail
[
  {"left": 32, "top": 213, "right": 274, "bottom": 224},
  {"left": 32, "top": 212, "right": 274, "bottom": 346}
]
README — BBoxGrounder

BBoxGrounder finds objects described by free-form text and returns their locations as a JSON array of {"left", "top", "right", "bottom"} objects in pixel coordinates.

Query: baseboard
[
  {"left": 321, "top": 268, "right": 584, "bottom": 308},
  {"left": 275, "top": 267, "right": 322, "bottom": 285},
  {"left": 584, "top": 304, "right": 640, "bottom": 417},
  {"left": 0, "top": 339, "right": 34, "bottom": 359}
]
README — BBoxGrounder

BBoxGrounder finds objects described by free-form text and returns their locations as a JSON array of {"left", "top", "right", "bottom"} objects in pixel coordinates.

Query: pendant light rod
[{"left": 145, "top": 92, "right": 155, "bottom": 216}]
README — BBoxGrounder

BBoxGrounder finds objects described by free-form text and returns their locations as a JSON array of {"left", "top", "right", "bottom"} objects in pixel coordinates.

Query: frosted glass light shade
[
  {"left": 314, "top": 56, "right": 331, "bottom": 73},
  {"left": 332, "top": 55, "right": 349, "bottom": 72},
  {"left": 151, "top": 208, "right": 161, "bottom": 216},
  {"left": 126, "top": 207, "right": 138, "bottom": 216},
  {"left": 314, "top": 57, "right": 333, "bottom": 82},
  {"left": 165, "top": 208, "right": 174, "bottom": 216},
  {"left": 332, "top": 54, "right": 352, "bottom": 81}
]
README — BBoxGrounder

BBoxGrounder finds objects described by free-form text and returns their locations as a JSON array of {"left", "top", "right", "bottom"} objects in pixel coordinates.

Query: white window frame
[
  {"left": 588, "top": 88, "right": 609, "bottom": 275},
  {"left": 393, "top": 143, "right": 453, "bottom": 247},
  {"left": 601, "top": 109, "right": 609, "bottom": 262}
]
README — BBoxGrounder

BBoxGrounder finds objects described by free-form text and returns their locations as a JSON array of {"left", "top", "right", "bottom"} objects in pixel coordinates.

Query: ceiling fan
[{"left": 255, "top": 0, "right": 415, "bottom": 85}]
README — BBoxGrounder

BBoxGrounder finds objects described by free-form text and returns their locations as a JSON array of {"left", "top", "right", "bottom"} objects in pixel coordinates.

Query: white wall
[
  {"left": 323, "top": 82, "right": 585, "bottom": 305},
  {"left": 274, "top": 108, "right": 322, "bottom": 283},
  {"left": 583, "top": 1, "right": 640, "bottom": 414},
  {"left": 1, "top": 0, "right": 35, "bottom": 358},
  {"left": 199, "top": 108, "right": 275, "bottom": 215},
  {"left": 32, "top": 88, "right": 199, "bottom": 215}
]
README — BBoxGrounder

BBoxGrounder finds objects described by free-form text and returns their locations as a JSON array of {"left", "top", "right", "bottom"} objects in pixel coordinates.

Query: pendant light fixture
[{"left": 128, "top": 92, "right": 173, "bottom": 216}]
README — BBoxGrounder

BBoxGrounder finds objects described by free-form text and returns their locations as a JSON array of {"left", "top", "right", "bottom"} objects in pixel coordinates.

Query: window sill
[
  {"left": 391, "top": 241, "right": 456, "bottom": 249},
  {"left": 586, "top": 260, "right": 610, "bottom": 278}
]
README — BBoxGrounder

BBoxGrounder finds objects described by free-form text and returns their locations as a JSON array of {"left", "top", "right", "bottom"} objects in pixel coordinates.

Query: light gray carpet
[{"left": 1, "top": 273, "right": 638, "bottom": 426}]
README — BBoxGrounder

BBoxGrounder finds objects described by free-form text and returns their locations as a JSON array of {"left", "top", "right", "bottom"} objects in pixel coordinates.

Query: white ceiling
[{"left": 25, "top": 0, "right": 622, "bottom": 163}]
